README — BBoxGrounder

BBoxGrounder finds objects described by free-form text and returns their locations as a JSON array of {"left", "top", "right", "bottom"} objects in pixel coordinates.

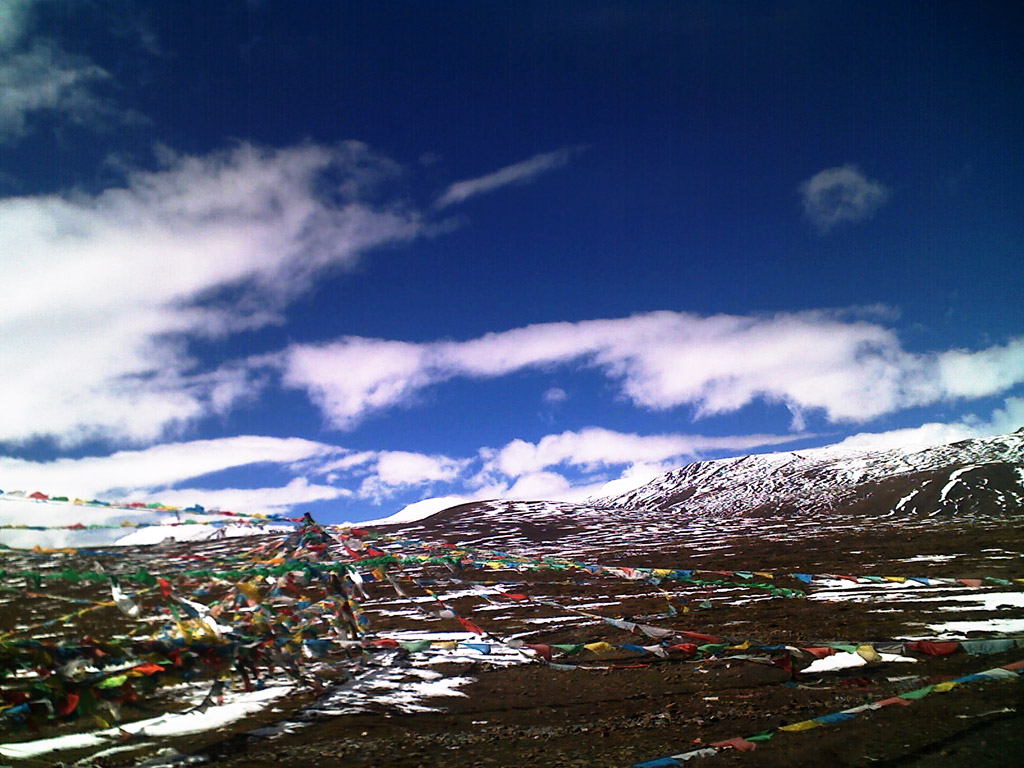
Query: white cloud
[
  {"left": 458, "top": 426, "right": 807, "bottom": 505},
  {"left": 0, "top": 435, "right": 340, "bottom": 499},
  {"left": 281, "top": 309, "right": 1024, "bottom": 431},
  {"left": 0, "top": 141, "right": 421, "bottom": 445},
  {"left": 543, "top": 386, "right": 568, "bottom": 405},
  {"left": 0, "top": 41, "right": 113, "bottom": 139},
  {"left": 503, "top": 470, "right": 575, "bottom": 500},
  {"left": 0, "top": 0, "right": 36, "bottom": 49},
  {"left": 357, "top": 450, "right": 470, "bottom": 502},
  {"left": 0, "top": 436, "right": 348, "bottom": 546},
  {"left": 300, "top": 443, "right": 473, "bottom": 504},
  {"left": 0, "top": 475, "right": 347, "bottom": 547},
  {"left": 800, "top": 165, "right": 889, "bottom": 232},
  {"left": 935, "top": 340, "right": 1024, "bottom": 399},
  {"left": 283, "top": 338, "right": 430, "bottom": 430},
  {"left": 984, "top": 396, "right": 1024, "bottom": 434},
  {"left": 375, "top": 451, "right": 468, "bottom": 486},
  {"left": 0, "top": 1, "right": 134, "bottom": 142},
  {"left": 319, "top": 450, "right": 378, "bottom": 475},
  {"left": 132, "top": 477, "right": 348, "bottom": 518},
  {"left": 435, "top": 148, "right": 577, "bottom": 208},
  {"left": 832, "top": 396, "right": 1024, "bottom": 452},
  {"left": 489, "top": 427, "right": 802, "bottom": 478},
  {"left": 830, "top": 423, "right": 977, "bottom": 453},
  {"left": 590, "top": 464, "right": 668, "bottom": 499}
]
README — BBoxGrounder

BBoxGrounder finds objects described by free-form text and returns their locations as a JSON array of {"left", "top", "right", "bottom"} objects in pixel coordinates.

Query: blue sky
[{"left": 1, "top": 0, "right": 1022, "bottom": 525}]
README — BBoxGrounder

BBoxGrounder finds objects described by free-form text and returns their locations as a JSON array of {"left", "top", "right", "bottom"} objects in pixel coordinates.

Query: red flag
[
  {"left": 131, "top": 662, "right": 165, "bottom": 676},
  {"left": 667, "top": 643, "right": 698, "bottom": 657},
  {"left": 876, "top": 696, "right": 912, "bottom": 707},
  {"left": 907, "top": 640, "right": 960, "bottom": 656},
  {"left": 524, "top": 643, "right": 552, "bottom": 661},
  {"left": 679, "top": 630, "right": 720, "bottom": 643},
  {"left": 772, "top": 651, "right": 793, "bottom": 675},
  {"left": 157, "top": 578, "right": 173, "bottom": 598},
  {"left": 458, "top": 616, "right": 485, "bottom": 635},
  {"left": 57, "top": 693, "right": 80, "bottom": 717},
  {"left": 711, "top": 737, "right": 757, "bottom": 752}
]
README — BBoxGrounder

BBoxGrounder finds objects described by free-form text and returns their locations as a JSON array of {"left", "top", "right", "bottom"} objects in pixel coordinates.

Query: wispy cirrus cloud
[
  {"left": 0, "top": 141, "right": 421, "bottom": 446},
  {"left": 2, "top": 135, "right": 593, "bottom": 448},
  {"left": 0, "top": 41, "right": 114, "bottom": 140},
  {"left": 800, "top": 164, "right": 889, "bottom": 233},
  {"left": 435, "top": 147, "right": 580, "bottom": 208},
  {"left": 0, "top": 0, "right": 139, "bottom": 142},
  {"left": 0, "top": 434, "right": 472, "bottom": 522},
  {"left": 279, "top": 309, "right": 1024, "bottom": 432},
  {"left": 0, "top": 435, "right": 341, "bottom": 500}
]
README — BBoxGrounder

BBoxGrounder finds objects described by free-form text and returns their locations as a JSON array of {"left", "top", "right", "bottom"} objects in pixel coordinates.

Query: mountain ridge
[{"left": 372, "top": 429, "right": 1024, "bottom": 558}]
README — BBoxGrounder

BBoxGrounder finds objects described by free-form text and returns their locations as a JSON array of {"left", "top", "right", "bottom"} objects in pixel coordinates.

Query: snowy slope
[
  {"left": 376, "top": 429, "right": 1024, "bottom": 557},
  {"left": 599, "top": 428, "right": 1024, "bottom": 518}
]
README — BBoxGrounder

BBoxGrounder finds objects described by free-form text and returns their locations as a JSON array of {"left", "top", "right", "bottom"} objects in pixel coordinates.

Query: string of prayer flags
[{"left": 631, "top": 659, "right": 1024, "bottom": 767}]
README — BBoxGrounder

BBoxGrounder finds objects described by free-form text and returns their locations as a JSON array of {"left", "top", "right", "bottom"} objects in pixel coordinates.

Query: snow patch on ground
[
  {"left": 899, "top": 554, "right": 960, "bottom": 563},
  {"left": 358, "top": 496, "right": 468, "bottom": 527},
  {"left": 803, "top": 651, "right": 916, "bottom": 675},
  {"left": 904, "top": 591, "right": 1024, "bottom": 610},
  {"left": 0, "top": 686, "right": 292, "bottom": 760},
  {"left": 114, "top": 523, "right": 290, "bottom": 546},
  {"left": 924, "top": 618, "right": 1024, "bottom": 637}
]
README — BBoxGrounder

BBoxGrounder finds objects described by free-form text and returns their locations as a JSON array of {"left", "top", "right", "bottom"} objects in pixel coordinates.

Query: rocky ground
[
  {"left": 2, "top": 514, "right": 1023, "bottom": 768},
  {"left": 201, "top": 519, "right": 1024, "bottom": 768}
]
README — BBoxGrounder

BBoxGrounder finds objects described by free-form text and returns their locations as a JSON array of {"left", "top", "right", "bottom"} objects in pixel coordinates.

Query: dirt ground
[{"left": 2, "top": 517, "right": 1023, "bottom": 768}]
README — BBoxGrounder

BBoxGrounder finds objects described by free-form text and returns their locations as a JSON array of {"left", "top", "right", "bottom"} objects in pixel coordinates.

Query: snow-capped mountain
[
  {"left": 602, "top": 428, "right": 1024, "bottom": 518},
  {"left": 375, "top": 429, "right": 1024, "bottom": 558}
]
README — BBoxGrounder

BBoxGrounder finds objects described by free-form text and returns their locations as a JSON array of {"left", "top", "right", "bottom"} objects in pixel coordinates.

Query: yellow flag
[
  {"left": 584, "top": 641, "right": 616, "bottom": 654},
  {"left": 235, "top": 582, "right": 262, "bottom": 602},
  {"left": 779, "top": 720, "right": 821, "bottom": 732},
  {"left": 855, "top": 645, "right": 881, "bottom": 662}
]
